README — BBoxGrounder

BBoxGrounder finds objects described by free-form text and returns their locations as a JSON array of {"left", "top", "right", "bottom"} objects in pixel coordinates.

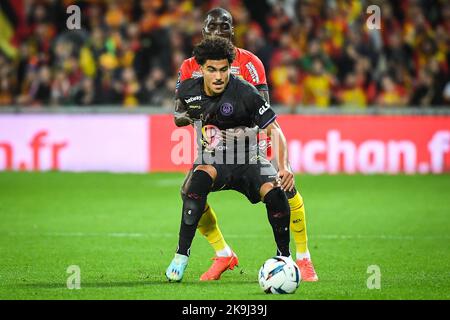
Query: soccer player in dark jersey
[
  {"left": 175, "top": 7, "right": 318, "bottom": 282},
  {"left": 166, "top": 37, "right": 294, "bottom": 282}
]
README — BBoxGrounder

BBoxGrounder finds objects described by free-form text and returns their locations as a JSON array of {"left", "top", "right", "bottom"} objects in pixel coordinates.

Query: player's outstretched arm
[
  {"left": 265, "top": 121, "right": 295, "bottom": 192},
  {"left": 173, "top": 99, "right": 193, "bottom": 127}
]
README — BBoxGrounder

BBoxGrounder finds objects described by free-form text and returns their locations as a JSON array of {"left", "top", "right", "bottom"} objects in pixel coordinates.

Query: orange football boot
[{"left": 200, "top": 252, "right": 239, "bottom": 281}]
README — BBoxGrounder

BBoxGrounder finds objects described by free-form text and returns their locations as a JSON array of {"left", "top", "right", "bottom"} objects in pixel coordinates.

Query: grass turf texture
[{"left": 0, "top": 172, "right": 449, "bottom": 300}]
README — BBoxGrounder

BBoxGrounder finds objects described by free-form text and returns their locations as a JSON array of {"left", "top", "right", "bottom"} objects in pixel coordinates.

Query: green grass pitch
[{"left": 0, "top": 172, "right": 449, "bottom": 300}]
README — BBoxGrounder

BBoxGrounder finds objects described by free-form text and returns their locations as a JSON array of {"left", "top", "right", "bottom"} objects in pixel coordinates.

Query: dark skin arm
[
  {"left": 258, "top": 88, "right": 295, "bottom": 192},
  {"left": 174, "top": 91, "right": 271, "bottom": 128},
  {"left": 174, "top": 79, "right": 268, "bottom": 126}
]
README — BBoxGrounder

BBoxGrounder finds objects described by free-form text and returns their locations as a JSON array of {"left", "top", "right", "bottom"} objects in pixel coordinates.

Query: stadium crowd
[{"left": 0, "top": 0, "right": 449, "bottom": 110}]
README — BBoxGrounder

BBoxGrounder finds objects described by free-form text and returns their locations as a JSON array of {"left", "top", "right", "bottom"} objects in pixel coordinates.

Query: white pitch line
[
  {"left": 3, "top": 231, "right": 450, "bottom": 241},
  {"left": 153, "top": 178, "right": 185, "bottom": 186}
]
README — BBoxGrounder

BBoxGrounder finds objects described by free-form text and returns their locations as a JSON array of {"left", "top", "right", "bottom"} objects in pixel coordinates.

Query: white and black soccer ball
[{"left": 258, "top": 256, "right": 301, "bottom": 294}]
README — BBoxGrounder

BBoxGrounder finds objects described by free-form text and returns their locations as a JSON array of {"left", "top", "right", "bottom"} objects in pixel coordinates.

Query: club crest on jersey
[
  {"left": 185, "top": 95, "right": 201, "bottom": 104},
  {"left": 192, "top": 71, "right": 203, "bottom": 78},
  {"left": 259, "top": 102, "right": 270, "bottom": 115},
  {"left": 220, "top": 103, "right": 234, "bottom": 116},
  {"left": 245, "top": 62, "right": 259, "bottom": 84}
]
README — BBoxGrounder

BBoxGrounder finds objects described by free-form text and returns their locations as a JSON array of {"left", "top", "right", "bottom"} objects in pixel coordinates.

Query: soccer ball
[{"left": 258, "top": 256, "right": 301, "bottom": 294}]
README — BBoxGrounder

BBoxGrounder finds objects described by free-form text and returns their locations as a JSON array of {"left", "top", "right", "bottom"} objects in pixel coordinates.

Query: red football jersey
[
  {"left": 176, "top": 47, "right": 268, "bottom": 91},
  {"left": 176, "top": 47, "right": 272, "bottom": 160}
]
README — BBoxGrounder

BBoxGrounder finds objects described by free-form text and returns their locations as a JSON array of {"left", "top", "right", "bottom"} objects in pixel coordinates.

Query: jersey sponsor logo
[
  {"left": 188, "top": 105, "right": 201, "bottom": 109},
  {"left": 245, "top": 62, "right": 260, "bottom": 84},
  {"left": 175, "top": 71, "right": 181, "bottom": 90},
  {"left": 184, "top": 95, "right": 202, "bottom": 104},
  {"left": 220, "top": 102, "right": 234, "bottom": 116},
  {"left": 259, "top": 102, "right": 271, "bottom": 115}
]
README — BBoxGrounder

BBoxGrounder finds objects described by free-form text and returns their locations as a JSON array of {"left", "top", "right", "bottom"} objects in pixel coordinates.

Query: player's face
[
  {"left": 201, "top": 59, "right": 230, "bottom": 96},
  {"left": 202, "top": 13, "right": 234, "bottom": 40}
]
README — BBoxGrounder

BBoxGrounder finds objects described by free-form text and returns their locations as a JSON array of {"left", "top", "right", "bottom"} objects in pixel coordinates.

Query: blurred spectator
[
  {"left": 74, "top": 77, "right": 96, "bottom": 106},
  {"left": 119, "top": 67, "right": 141, "bottom": 107},
  {"left": 302, "top": 58, "right": 334, "bottom": 108},
  {"left": 95, "top": 53, "right": 121, "bottom": 105},
  {"left": 444, "top": 82, "right": 450, "bottom": 105},
  {"left": 17, "top": 65, "right": 52, "bottom": 107},
  {"left": 377, "top": 74, "right": 408, "bottom": 107},
  {"left": 0, "top": 54, "right": 15, "bottom": 105},
  {"left": 298, "top": 39, "right": 335, "bottom": 74},
  {"left": 0, "top": 77, "right": 14, "bottom": 106},
  {"left": 266, "top": 1, "right": 292, "bottom": 45},
  {"left": 426, "top": 59, "right": 449, "bottom": 106},
  {"left": 410, "top": 68, "right": 436, "bottom": 107}
]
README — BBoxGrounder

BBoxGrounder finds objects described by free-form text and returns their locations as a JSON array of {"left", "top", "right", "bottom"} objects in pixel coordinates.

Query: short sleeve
[
  {"left": 175, "top": 79, "right": 187, "bottom": 102},
  {"left": 174, "top": 86, "right": 188, "bottom": 113},
  {"left": 175, "top": 60, "right": 193, "bottom": 92}
]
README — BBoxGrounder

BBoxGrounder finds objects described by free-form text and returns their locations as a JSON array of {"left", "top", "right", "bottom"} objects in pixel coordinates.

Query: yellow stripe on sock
[{"left": 197, "top": 204, "right": 227, "bottom": 252}]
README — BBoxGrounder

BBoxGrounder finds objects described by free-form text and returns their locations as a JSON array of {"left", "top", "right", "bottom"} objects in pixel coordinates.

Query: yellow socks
[{"left": 197, "top": 193, "right": 310, "bottom": 260}]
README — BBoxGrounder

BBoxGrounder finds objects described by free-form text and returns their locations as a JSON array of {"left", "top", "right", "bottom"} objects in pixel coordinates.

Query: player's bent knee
[
  {"left": 182, "top": 197, "right": 204, "bottom": 226},
  {"left": 263, "top": 187, "right": 290, "bottom": 218},
  {"left": 285, "top": 187, "right": 297, "bottom": 200},
  {"left": 203, "top": 205, "right": 216, "bottom": 221}
]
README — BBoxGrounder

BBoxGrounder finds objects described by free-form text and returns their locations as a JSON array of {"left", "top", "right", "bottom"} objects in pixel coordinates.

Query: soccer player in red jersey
[{"left": 174, "top": 7, "right": 318, "bottom": 282}]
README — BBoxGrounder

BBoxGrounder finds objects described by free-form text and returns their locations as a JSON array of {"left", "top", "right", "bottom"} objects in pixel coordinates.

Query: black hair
[{"left": 193, "top": 37, "right": 236, "bottom": 66}]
